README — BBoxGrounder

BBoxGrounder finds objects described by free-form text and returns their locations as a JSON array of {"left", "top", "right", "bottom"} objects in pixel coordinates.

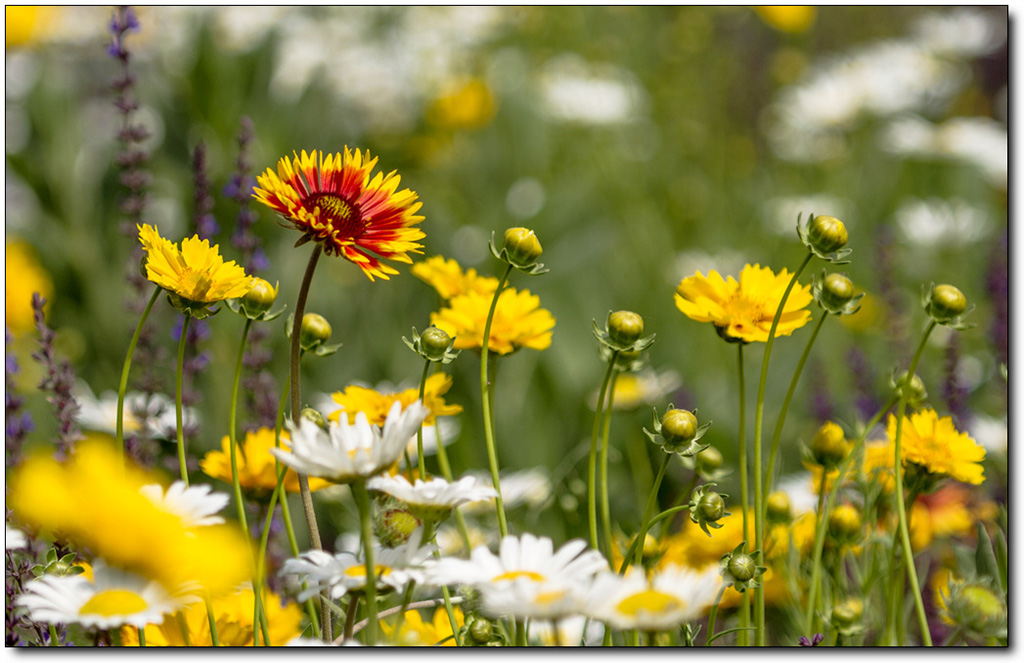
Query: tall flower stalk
[{"left": 479, "top": 262, "right": 514, "bottom": 538}]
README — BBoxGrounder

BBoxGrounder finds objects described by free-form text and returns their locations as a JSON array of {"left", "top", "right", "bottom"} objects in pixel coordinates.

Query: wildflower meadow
[{"left": 4, "top": 6, "right": 1009, "bottom": 648}]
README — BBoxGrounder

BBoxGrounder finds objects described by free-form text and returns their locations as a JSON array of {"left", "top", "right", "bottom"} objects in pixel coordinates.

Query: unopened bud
[
  {"left": 300, "top": 313, "right": 332, "bottom": 348},
  {"left": 300, "top": 407, "right": 327, "bottom": 431},
  {"left": 766, "top": 491, "right": 792, "bottom": 524},
  {"left": 810, "top": 421, "right": 850, "bottom": 469},
  {"left": 420, "top": 326, "right": 453, "bottom": 362},
  {"left": 832, "top": 597, "right": 863, "bottom": 629},
  {"left": 699, "top": 491, "right": 726, "bottom": 523},
  {"left": 728, "top": 553, "right": 756, "bottom": 582},
  {"left": 821, "top": 273, "right": 855, "bottom": 309},
  {"left": 503, "top": 227, "right": 543, "bottom": 266},
  {"left": 661, "top": 409, "right": 699, "bottom": 447},
  {"left": 696, "top": 446, "right": 723, "bottom": 475},
  {"left": 607, "top": 311, "right": 644, "bottom": 347},
  {"left": 807, "top": 215, "right": 848, "bottom": 254},
  {"left": 828, "top": 504, "right": 862, "bottom": 542},
  {"left": 927, "top": 284, "right": 968, "bottom": 322},
  {"left": 240, "top": 277, "right": 278, "bottom": 317}
]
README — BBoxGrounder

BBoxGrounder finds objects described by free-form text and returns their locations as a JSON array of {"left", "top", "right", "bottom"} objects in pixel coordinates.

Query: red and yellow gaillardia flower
[
  {"left": 886, "top": 409, "right": 986, "bottom": 485},
  {"left": 674, "top": 264, "right": 812, "bottom": 343},
  {"left": 253, "top": 149, "right": 424, "bottom": 281}
]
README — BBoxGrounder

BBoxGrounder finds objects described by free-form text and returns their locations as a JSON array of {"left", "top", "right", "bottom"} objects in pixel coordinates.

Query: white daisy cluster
[{"left": 75, "top": 385, "right": 198, "bottom": 441}]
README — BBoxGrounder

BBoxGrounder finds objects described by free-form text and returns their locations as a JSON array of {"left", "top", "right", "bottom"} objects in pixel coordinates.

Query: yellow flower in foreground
[
  {"left": 754, "top": 6, "right": 816, "bottom": 34},
  {"left": 411, "top": 255, "right": 499, "bottom": 301},
  {"left": 329, "top": 373, "right": 463, "bottom": 427},
  {"left": 9, "top": 440, "right": 252, "bottom": 596},
  {"left": 5, "top": 240, "right": 53, "bottom": 335},
  {"left": 121, "top": 587, "right": 302, "bottom": 646},
  {"left": 380, "top": 605, "right": 464, "bottom": 646},
  {"left": 432, "top": 288, "right": 555, "bottom": 355},
  {"left": 137, "top": 224, "right": 252, "bottom": 304},
  {"left": 674, "top": 264, "right": 812, "bottom": 343},
  {"left": 200, "top": 428, "right": 332, "bottom": 495},
  {"left": 253, "top": 148, "right": 424, "bottom": 281},
  {"left": 887, "top": 409, "right": 985, "bottom": 485}
]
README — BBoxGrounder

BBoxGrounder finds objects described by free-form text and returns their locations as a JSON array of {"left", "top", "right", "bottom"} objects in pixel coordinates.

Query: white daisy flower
[
  {"left": 270, "top": 401, "right": 429, "bottom": 483},
  {"left": 74, "top": 385, "right": 197, "bottom": 440},
  {"left": 427, "top": 533, "right": 607, "bottom": 591},
  {"left": 281, "top": 536, "right": 435, "bottom": 602},
  {"left": 138, "top": 481, "right": 228, "bottom": 527},
  {"left": 583, "top": 565, "right": 721, "bottom": 632},
  {"left": 16, "top": 562, "right": 187, "bottom": 629},
  {"left": 462, "top": 468, "right": 552, "bottom": 514},
  {"left": 6, "top": 524, "right": 28, "bottom": 550},
  {"left": 366, "top": 474, "right": 496, "bottom": 520},
  {"left": 478, "top": 576, "right": 586, "bottom": 621}
]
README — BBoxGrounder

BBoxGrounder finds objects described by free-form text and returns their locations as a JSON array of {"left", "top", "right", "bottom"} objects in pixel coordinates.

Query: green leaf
[
  {"left": 974, "top": 521, "right": 999, "bottom": 586},
  {"left": 994, "top": 528, "right": 1007, "bottom": 596}
]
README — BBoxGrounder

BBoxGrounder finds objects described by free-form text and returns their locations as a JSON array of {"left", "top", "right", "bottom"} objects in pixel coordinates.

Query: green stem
[
  {"left": 752, "top": 252, "right": 812, "bottom": 647},
  {"left": 599, "top": 369, "right": 620, "bottom": 560},
  {"left": 205, "top": 595, "right": 220, "bottom": 646},
  {"left": 890, "top": 322, "right": 936, "bottom": 646},
  {"left": 706, "top": 585, "right": 726, "bottom": 646},
  {"left": 633, "top": 453, "right": 671, "bottom": 569},
  {"left": 416, "top": 358, "right": 431, "bottom": 479},
  {"left": 175, "top": 313, "right": 192, "bottom": 486},
  {"left": 49, "top": 623, "right": 59, "bottom": 647},
  {"left": 941, "top": 627, "right": 964, "bottom": 647},
  {"left": 803, "top": 393, "right": 899, "bottom": 633},
  {"left": 480, "top": 263, "right": 514, "bottom": 538},
  {"left": 516, "top": 619, "right": 527, "bottom": 647},
  {"left": 588, "top": 350, "right": 619, "bottom": 554},
  {"left": 343, "top": 598, "right": 358, "bottom": 641},
  {"left": 618, "top": 505, "right": 691, "bottom": 574},
  {"left": 116, "top": 285, "right": 160, "bottom": 466},
  {"left": 433, "top": 422, "right": 473, "bottom": 555},
  {"left": 736, "top": 342, "right": 749, "bottom": 645},
  {"left": 352, "top": 480, "right": 378, "bottom": 645},
  {"left": 177, "top": 612, "right": 192, "bottom": 646}
]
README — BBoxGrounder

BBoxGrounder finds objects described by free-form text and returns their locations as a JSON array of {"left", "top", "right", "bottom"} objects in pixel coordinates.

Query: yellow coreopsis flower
[
  {"left": 120, "top": 587, "right": 303, "bottom": 646},
  {"left": 329, "top": 372, "right": 463, "bottom": 427},
  {"left": 137, "top": 224, "right": 253, "bottom": 306},
  {"left": 253, "top": 148, "right": 424, "bottom": 281},
  {"left": 8, "top": 439, "right": 252, "bottom": 597},
  {"left": 674, "top": 264, "right": 812, "bottom": 343},
  {"left": 411, "top": 255, "right": 499, "bottom": 301},
  {"left": 380, "top": 605, "right": 464, "bottom": 646},
  {"left": 427, "top": 77, "right": 497, "bottom": 131},
  {"left": 887, "top": 409, "right": 986, "bottom": 485},
  {"left": 5, "top": 240, "right": 53, "bottom": 335},
  {"left": 431, "top": 288, "right": 555, "bottom": 355},
  {"left": 862, "top": 437, "right": 896, "bottom": 493},
  {"left": 200, "top": 428, "right": 332, "bottom": 495},
  {"left": 754, "top": 6, "right": 817, "bottom": 34}
]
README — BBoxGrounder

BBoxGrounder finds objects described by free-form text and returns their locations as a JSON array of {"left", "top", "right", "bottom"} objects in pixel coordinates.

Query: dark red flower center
[{"left": 307, "top": 193, "right": 365, "bottom": 238}]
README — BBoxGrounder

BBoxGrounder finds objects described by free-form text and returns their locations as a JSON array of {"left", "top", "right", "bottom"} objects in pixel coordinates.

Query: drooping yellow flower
[
  {"left": 754, "top": 6, "right": 816, "bottom": 34},
  {"left": 427, "top": 77, "right": 497, "bottom": 131},
  {"left": 5, "top": 240, "right": 53, "bottom": 335},
  {"left": 411, "top": 255, "right": 499, "bottom": 301},
  {"left": 674, "top": 264, "right": 812, "bottom": 343},
  {"left": 137, "top": 224, "right": 253, "bottom": 304},
  {"left": 200, "top": 428, "right": 332, "bottom": 495},
  {"left": 120, "top": 587, "right": 302, "bottom": 646},
  {"left": 329, "top": 373, "right": 463, "bottom": 427},
  {"left": 253, "top": 149, "right": 424, "bottom": 281},
  {"left": 887, "top": 409, "right": 985, "bottom": 485},
  {"left": 380, "top": 605, "right": 464, "bottom": 646},
  {"left": 8, "top": 439, "right": 252, "bottom": 597},
  {"left": 431, "top": 288, "right": 555, "bottom": 355}
]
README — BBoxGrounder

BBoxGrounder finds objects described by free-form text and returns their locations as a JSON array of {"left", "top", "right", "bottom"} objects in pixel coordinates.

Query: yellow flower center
[
  {"left": 309, "top": 193, "right": 364, "bottom": 238},
  {"left": 79, "top": 589, "right": 148, "bottom": 617},
  {"left": 535, "top": 589, "right": 567, "bottom": 605},
  {"left": 179, "top": 268, "right": 214, "bottom": 301},
  {"left": 724, "top": 294, "right": 766, "bottom": 329},
  {"left": 615, "top": 589, "right": 683, "bottom": 617},
  {"left": 493, "top": 570, "right": 546, "bottom": 582},
  {"left": 344, "top": 565, "right": 390, "bottom": 578}
]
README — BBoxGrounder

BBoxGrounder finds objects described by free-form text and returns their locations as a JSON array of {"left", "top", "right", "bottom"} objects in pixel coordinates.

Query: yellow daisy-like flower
[
  {"left": 120, "top": 587, "right": 303, "bottom": 646},
  {"left": 329, "top": 373, "right": 463, "bottom": 427},
  {"left": 887, "top": 409, "right": 986, "bottom": 485},
  {"left": 753, "top": 6, "right": 816, "bottom": 34},
  {"left": 380, "top": 605, "right": 464, "bottom": 646},
  {"left": 137, "top": 224, "right": 253, "bottom": 304},
  {"left": 411, "top": 255, "right": 499, "bottom": 301},
  {"left": 200, "top": 428, "right": 332, "bottom": 496},
  {"left": 253, "top": 148, "right": 424, "bottom": 281},
  {"left": 431, "top": 288, "right": 555, "bottom": 355},
  {"left": 5, "top": 240, "right": 53, "bottom": 335},
  {"left": 674, "top": 264, "right": 812, "bottom": 344},
  {"left": 862, "top": 437, "right": 897, "bottom": 493},
  {"left": 8, "top": 439, "right": 252, "bottom": 597}
]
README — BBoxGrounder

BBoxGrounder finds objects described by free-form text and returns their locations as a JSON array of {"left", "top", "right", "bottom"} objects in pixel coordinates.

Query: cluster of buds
[
  {"left": 798, "top": 213, "right": 852, "bottom": 263},
  {"left": 404, "top": 325, "right": 460, "bottom": 364},
  {"left": 490, "top": 227, "right": 547, "bottom": 275},
  {"left": 285, "top": 312, "right": 342, "bottom": 357},
  {"left": 923, "top": 283, "right": 974, "bottom": 329},
  {"left": 688, "top": 483, "right": 730, "bottom": 536},
  {"left": 226, "top": 276, "right": 285, "bottom": 322},
  {"left": 644, "top": 406, "right": 711, "bottom": 457},
  {"left": 719, "top": 542, "right": 766, "bottom": 592},
  {"left": 812, "top": 270, "right": 864, "bottom": 316}
]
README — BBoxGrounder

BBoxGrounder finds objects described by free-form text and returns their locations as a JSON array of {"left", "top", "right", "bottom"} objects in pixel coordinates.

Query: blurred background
[{"left": 5, "top": 6, "right": 1008, "bottom": 546}]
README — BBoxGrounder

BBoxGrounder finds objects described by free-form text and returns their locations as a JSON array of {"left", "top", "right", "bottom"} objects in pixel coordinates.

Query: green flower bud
[
  {"left": 241, "top": 277, "right": 278, "bottom": 317},
  {"left": 607, "top": 311, "right": 644, "bottom": 347},
  {"left": 927, "top": 284, "right": 968, "bottom": 322},
  {"left": 807, "top": 215, "right": 848, "bottom": 254},
  {"left": 300, "top": 313, "right": 332, "bottom": 349},
  {"left": 766, "top": 491, "right": 792, "bottom": 524},
  {"left": 420, "top": 326, "right": 453, "bottom": 362},
  {"left": 502, "top": 227, "right": 543, "bottom": 266},
  {"left": 661, "top": 409, "right": 699, "bottom": 447},
  {"left": 727, "top": 553, "right": 756, "bottom": 582},
  {"left": 893, "top": 370, "right": 927, "bottom": 404},
  {"left": 810, "top": 421, "right": 851, "bottom": 469},
  {"left": 699, "top": 491, "right": 726, "bottom": 523},
  {"left": 823, "top": 273, "right": 855, "bottom": 307},
  {"left": 376, "top": 506, "right": 421, "bottom": 548},
  {"left": 695, "top": 445, "right": 723, "bottom": 475},
  {"left": 827, "top": 504, "right": 861, "bottom": 542},
  {"left": 469, "top": 616, "right": 494, "bottom": 644},
  {"left": 952, "top": 583, "right": 1006, "bottom": 636},
  {"left": 300, "top": 407, "right": 327, "bottom": 431},
  {"left": 831, "top": 597, "right": 863, "bottom": 629}
]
